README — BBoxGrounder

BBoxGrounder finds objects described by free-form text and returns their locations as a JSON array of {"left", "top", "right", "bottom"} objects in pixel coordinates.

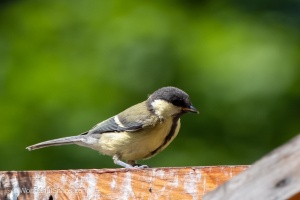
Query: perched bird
[{"left": 26, "top": 86, "right": 198, "bottom": 168}]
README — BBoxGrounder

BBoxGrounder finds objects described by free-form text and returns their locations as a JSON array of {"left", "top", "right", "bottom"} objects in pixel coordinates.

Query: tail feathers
[{"left": 26, "top": 136, "right": 83, "bottom": 151}]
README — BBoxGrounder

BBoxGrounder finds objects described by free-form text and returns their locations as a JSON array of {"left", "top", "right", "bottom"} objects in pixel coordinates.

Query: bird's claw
[{"left": 133, "top": 164, "right": 149, "bottom": 168}]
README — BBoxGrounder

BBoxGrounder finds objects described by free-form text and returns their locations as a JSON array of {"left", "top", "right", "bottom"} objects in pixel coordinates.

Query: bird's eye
[{"left": 172, "top": 99, "right": 185, "bottom": 107}]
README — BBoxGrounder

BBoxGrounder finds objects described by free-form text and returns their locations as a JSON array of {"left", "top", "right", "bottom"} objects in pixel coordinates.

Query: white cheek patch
[
  {"left": 151, "top": 99, "right": 181, "bottom": 119},
  {"left": 151, "top": 99, "right": 168, "bottom": 117}
]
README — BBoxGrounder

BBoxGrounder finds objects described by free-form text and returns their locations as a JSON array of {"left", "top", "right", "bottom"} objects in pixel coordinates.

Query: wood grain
[{"left": 0, "top": 166, "right": 248, "bottom": 200}]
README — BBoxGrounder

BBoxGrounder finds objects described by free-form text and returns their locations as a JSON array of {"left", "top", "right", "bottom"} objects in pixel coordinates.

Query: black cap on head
[{"left": 147, "top": 86, "right": 199, "bottom": 113}]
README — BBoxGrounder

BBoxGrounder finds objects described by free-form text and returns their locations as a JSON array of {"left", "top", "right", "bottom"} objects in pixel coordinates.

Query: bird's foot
[
  {"left": 133, "top": 164, "right": 149, "bottom": 168},
  {"left": 113, "top": 155, "right": 148, "bottom": 168}
]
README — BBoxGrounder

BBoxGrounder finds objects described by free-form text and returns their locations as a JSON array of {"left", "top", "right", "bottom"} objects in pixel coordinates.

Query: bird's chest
[{"left": 122, "top": 117, "right": 181, "bottom": 160}]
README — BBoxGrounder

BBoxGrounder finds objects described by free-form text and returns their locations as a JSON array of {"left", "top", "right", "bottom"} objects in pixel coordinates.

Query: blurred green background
[{"left": 0, "top": 0, "right": 299, "bottom": 170}]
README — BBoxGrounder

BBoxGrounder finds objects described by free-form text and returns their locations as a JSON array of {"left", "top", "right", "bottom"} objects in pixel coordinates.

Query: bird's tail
[{"left": 26, "top": 136, "right": 83, "bottom": 151}]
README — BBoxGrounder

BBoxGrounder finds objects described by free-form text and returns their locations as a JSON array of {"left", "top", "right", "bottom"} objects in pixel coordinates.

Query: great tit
[{"left": 26, "top": 86, "right": 199, "bottom": 168}]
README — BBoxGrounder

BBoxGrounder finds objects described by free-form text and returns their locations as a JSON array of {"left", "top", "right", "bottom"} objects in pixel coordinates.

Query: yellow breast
[{"left": 98, "top": 118, "right": 181, "bottom": 161}]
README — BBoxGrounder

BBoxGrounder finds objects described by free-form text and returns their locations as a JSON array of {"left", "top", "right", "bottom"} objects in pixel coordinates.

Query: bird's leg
[
  {"left": 127, "top": 160, "right": 149, "bottom": 168},
  {"left": 112, "top": 155, "right": 149, "bottom": 168},
  {"left": 113, "top": 155, "right": 134, "bottom": 168}
]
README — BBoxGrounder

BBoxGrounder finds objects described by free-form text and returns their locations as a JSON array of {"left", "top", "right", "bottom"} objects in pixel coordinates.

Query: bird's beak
[{"left": 183, "top": 105, "right": 199, "bottom": 114}]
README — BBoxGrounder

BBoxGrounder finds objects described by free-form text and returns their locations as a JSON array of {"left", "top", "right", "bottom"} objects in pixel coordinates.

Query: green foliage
[{"left": 0, "top": 0, "right": 299, "bottom": 170}]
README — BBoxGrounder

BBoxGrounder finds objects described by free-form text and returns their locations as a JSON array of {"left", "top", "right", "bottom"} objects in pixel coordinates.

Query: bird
[{"left": 26, "top": 86, "right": 199, "bottom": 168}]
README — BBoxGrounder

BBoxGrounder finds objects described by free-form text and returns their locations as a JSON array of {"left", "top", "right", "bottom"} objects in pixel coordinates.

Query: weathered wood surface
[
  {"left": 204, "top": 134, "right": 300, "bottom": 200},
  {"left": 0, "top": 166, "right": 248, "bottom": 200}
]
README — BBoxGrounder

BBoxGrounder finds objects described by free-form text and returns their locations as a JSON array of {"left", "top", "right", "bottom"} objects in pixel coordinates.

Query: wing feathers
[{"left": 87, "top": 102, "right": 159, "bottom": 135}]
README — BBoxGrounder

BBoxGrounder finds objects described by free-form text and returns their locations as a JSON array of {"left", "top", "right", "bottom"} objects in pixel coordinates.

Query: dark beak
[{"left": 183, "top": 105, "right": 199, "bottom": 114}]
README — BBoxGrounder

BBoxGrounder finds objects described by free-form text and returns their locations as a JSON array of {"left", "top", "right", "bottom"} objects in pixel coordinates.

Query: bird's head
[{"left": 147, "top": 86, "right": 199, "bottom": 119}]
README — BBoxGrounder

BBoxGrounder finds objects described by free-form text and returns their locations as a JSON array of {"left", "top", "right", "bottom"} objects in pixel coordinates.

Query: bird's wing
[{"left": 85, "top": 101, "right": 158, "bottom": 135}]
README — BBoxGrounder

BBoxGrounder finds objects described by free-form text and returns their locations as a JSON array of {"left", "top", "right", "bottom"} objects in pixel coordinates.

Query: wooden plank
[
  {"left": 204, "top": 134, "right": 300, "bottom": 200},
  {"left": 0, "top": 166, "right": 248, "bottom": 200}
]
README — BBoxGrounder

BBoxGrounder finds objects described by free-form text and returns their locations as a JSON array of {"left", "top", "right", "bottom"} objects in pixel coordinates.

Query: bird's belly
[{"left": 97, "top": 118, "right": 180, "bottom": 161}]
